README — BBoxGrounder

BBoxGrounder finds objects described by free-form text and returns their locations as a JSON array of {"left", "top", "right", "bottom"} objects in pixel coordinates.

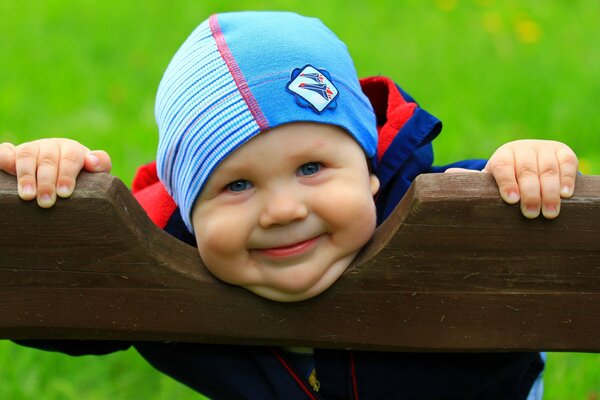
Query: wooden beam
[{"left": 0, "top": 171, "right": 599, "bottom": 352}]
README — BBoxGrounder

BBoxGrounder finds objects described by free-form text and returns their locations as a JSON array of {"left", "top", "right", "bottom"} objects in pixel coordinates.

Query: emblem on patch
[{"left": 286, "top": 65, "right": 338, "bottom": 113}]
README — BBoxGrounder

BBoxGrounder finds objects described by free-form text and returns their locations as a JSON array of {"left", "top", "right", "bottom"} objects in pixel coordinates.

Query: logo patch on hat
[{"left": 287, "top": 65, "right": 338, "bottom": 113}]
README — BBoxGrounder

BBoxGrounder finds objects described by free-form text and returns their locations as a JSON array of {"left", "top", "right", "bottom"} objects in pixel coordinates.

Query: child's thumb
[{"left": 84, "top": 150, "right": 112, "bottom": 172}]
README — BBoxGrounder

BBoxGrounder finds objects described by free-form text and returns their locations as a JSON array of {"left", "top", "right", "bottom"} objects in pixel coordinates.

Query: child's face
[{"left": 191, "top": 123, "right": 380, "bottom": 302}]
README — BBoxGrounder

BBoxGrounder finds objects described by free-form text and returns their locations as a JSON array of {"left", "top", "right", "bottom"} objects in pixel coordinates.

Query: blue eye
[
  {"left": 226, "top": 180, "right": 253, "bottom": 192},
  {"left": 298, "top": 162, "right": 321, "bottom": 176}
]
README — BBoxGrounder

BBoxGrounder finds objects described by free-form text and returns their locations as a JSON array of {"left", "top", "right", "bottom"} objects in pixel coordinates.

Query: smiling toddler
[{"left": 2, "top": 11, "right": 579, "bottom": 399}]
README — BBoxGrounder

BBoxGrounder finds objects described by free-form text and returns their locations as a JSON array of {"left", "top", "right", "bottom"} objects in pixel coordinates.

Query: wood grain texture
[{"left": 1, "top": 171, "right": 599, "bottom": 352}]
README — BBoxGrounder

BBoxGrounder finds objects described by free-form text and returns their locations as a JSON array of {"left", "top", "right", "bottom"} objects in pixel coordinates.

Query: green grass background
[{"left": 0, "top": 0, "right": 598, "bottom": 398}]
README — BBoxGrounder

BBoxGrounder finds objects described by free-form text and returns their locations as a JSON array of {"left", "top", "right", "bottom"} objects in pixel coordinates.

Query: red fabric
[
  {"left": 359, "top": 76, "right": 417, "bottom": 161},
  {"left": 349, "top": 351, "right": 359, "bottom": 400},
  {"left": 131, "top": 161, "right": 177, "bottom": 229},
  {"left": 131, "top": 160, "right": 159, "bottom": 194}
]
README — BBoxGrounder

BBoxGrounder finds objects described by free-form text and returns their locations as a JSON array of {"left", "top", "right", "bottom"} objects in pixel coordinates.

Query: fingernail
[
  {"left": 505, "top": 191, "right": 520, "bottom": 204},
  {"left": 561, "top": 186, "right": 572, "bottom": 197},
  {"left": 87, "top": 154, "right": 100, "bottom": 170},
  {"left": 20, "top": 184, "right": 34, "bottom": 197},
  {"left": 57, "top": 185, "right": 72, "bottom": 197},
  {"left": 543, "top": 204, "right": 559, "bottom": 219},
  {"left": 522, "top": 205, "right": 540, "bottom": 219},
  {"left": 38, "top": 193, "right": 55, "bottom": 208}
]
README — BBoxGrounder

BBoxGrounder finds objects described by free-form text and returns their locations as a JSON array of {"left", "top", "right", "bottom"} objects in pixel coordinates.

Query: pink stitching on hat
[{"left": 209, "top": 14, "right": 270, "bottom": 131}]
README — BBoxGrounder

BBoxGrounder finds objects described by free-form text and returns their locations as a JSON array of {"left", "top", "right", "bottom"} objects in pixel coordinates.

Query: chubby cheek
[
  {"left": 316, "top": 186, "right": 377, "bottom": 250},
  {"left": 193, "top": 212, "right": 251, "bottom": 284},
  {"left": 344, "top": 200, "right": 377, "bottom": 248}
]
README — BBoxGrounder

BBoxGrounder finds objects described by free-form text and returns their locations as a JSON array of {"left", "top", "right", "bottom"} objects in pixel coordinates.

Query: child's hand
[
  {"left": 0, "top": 139, "right": 111, "bottom": 208},
  {"left": 448, "top": 140, "right": 578, "bottom": 219},
  {"left": 484, "top": 140, "right": 578, "bottom": 219}
]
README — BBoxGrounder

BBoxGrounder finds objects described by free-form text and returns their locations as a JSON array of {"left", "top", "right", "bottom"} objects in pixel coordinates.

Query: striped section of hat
[{"left": 156, "top": 18, "right": 265, "bottom": 232}]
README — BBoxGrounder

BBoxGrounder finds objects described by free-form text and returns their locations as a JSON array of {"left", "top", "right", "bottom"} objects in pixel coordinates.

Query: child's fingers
[
  {"left": 35, "top": 140, "right": 61, "bottom": 208},
  {"left": 83, "top": 150, "right": 112, "bottom": 173},
  {"left": 514, "top": 148, "right": 541, "bottom": 219},
  {"left": 556, "top": 146, "right": 579, "bottom": 198},
  {"left": 485, "top": 147, "right": 521, "bottom": 204},
  {"left": 537, "top": 150, "right": 561, "bottom": 219},
  {"left": 0, "top": 142, "right": 17, "bottom": 175},
  {"left": 14, "top": 142, "right": 41, "bottom": 201},
  {"left": 10, "top": 139, "right": 110, "bottom": 206},
  {"left": 58, "top": 147, "right": 112, "bottom": 198},
  {"left": 55, "top": 141, "right": 88, "bottom": 198}
]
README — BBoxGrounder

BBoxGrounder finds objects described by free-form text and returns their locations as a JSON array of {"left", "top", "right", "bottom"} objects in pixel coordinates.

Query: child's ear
[{"left": 369, "top": 174, "right": 380, "bottom": 196}]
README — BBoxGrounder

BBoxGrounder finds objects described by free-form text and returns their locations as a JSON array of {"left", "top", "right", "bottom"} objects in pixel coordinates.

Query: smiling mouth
[{"left": 257, "top": 236, "right": 322, "bottom": 258}]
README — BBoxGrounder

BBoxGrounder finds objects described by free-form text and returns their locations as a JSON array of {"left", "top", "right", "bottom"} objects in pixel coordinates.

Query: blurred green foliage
[{"left": 0, "top": 0, "right": 598, "bottom": 399}]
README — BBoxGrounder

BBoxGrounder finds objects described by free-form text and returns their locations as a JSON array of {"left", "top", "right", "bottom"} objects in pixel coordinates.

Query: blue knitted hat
[{"left": 155, "top": 11, "right": 377, "bottom": 232}]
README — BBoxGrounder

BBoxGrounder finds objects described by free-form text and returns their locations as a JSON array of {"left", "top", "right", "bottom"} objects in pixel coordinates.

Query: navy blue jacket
[{"left": 17, "top": 77, "right": 543, "bottom": 399}]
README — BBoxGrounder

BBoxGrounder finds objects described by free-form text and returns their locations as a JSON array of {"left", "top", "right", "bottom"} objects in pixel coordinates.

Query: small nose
[{"left": 259, "top": 191, "right": 308, "bottom": 228}]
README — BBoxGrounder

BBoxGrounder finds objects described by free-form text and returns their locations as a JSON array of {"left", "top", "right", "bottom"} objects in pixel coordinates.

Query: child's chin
[
  {"left": 245, "top": 285, "right": 325, "bottom": 303},
  {"left": 245, "top": 253, "right": 357, "bottom": 302}
]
